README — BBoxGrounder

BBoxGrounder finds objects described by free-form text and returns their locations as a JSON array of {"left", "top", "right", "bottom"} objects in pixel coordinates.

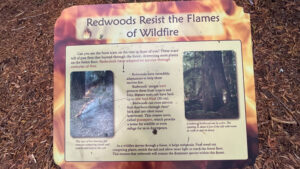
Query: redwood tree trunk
[{"left": 202, "top": 51, "right": 230, "bottom": 111}]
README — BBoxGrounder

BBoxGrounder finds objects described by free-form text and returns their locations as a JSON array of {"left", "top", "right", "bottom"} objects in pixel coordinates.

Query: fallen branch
[
  {"left": 11, "top": 26, "right": 25, "bottom": 31},
  {"left": 271, "top": 116, "right": 297, "bottom": 125},
  {"left": 258, "top": 121, "right": 270, "bottom": 127},
  {"left": 266, "top": 90, "right": 299, "bottom": 125},
  {"left": 19, "top": 11, "right": 49, "bottom": 20},
  {"left": 14, "top": 11, "right": 24, "bottom": 17},
  {"left": 8, "top": 11, "right": 49, "bottom": 22}
]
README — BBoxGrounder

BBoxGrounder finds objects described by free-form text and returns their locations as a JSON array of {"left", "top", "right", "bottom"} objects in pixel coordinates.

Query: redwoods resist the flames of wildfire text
[{"left": 86, "top": 14, "right": 220, "bottom": 27}]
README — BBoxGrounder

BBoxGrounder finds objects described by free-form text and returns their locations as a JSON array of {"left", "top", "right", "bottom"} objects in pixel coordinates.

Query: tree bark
[
  {"left": 223, "top": 51, "right": 235, "bottom": 98},
  {"left": 202, "top": 51, "right": 230, "bottom": 111}
]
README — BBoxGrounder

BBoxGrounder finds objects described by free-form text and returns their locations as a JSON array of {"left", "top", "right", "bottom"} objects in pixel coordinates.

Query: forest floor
[
  {"left": 0, "top": 0, "right": 299, "bottom": 169},
  {"left": 70, "top": 85, "right": 114, "bottom": 138},
  {"left": 185, "top": 100, "right": 239, "bottom": 119}
]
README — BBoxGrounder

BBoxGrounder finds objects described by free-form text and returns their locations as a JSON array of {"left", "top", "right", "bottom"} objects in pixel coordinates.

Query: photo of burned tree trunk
[
  {"left": 70, "top": 71, "right": 114, "bottom": 137},
  {"left": 183, "top": 51, "right": 238, "bottom": 119}
]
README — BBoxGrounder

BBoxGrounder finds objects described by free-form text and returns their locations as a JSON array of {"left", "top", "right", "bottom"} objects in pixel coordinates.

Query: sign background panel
[{"left": 54, "top": 1, "right": 258, "bottom": 168}]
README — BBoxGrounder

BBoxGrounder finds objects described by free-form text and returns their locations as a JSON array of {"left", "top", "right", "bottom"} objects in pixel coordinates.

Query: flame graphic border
[{"left": 54, "top": 1, "right": 258, "bottom": 168}]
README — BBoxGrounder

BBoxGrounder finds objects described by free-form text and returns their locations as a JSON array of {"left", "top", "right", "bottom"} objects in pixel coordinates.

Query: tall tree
[
  {"left": 201, "top": 51, "right": 230, "bottom": 111},
  {"left": 223, "top": 51, "right": 236, "bottom": 97}
]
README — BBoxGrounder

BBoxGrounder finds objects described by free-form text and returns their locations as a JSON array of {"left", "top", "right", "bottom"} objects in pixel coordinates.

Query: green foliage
[{"left": 183, "top": 51, "right": 204, "bottom": 99}]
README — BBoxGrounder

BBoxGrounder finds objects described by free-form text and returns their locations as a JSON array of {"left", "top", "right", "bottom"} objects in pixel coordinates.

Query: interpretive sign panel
[{"left": 54, "top": 1, "right": 258, "bottom": 168}]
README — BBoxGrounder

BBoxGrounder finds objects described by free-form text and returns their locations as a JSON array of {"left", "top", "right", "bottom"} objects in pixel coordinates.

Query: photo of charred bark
[
  {"left": 183, "top": 51, "right": 239, "bottom": 119},
  {"left": 70, "top": 71, "right": 114, "bottom": 137}
]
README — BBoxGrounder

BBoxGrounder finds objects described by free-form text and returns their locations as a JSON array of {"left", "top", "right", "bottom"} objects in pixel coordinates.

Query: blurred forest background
[
  {"left": 70, "top": 71, "right": 113, "bottom": 100},
  {"left": 184, "top": 51, "right": 239, "bottom": 119}
]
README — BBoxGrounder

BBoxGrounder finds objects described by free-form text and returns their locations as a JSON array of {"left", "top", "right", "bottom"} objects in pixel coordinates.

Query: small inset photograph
[
  {"left": 183, "top": 51, "right": 239, "bottom": 119},
  {"left": 70, "top": 71, "right": 114, "bottom": 137}
]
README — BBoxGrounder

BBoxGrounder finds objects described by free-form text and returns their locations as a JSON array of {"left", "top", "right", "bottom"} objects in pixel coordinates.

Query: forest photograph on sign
[
  {"left": 183, "top": 51, "right": 239, "bottom": 119},
  {"left": 70, "top": 71, "right": 114, "bottom": 138}
]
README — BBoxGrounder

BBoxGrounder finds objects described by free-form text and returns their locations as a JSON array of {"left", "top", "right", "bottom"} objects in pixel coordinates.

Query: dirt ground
[
  {"left": 0, "top": 0, "right": 299, "bottom": 168},
  {"left": 70, "top": 85, "right": 114, "bottom": 138}
]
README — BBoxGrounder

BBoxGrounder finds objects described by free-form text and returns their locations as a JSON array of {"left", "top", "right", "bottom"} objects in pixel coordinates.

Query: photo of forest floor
[
  {"left": 70, "top": 71, "right": 114, "bottom": 138},
  {"left": 184, "top": 51, "right": 239, "bottom": 119},
  {"left": 0, "top": 0, "right": 298, "bottom": 168}
]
